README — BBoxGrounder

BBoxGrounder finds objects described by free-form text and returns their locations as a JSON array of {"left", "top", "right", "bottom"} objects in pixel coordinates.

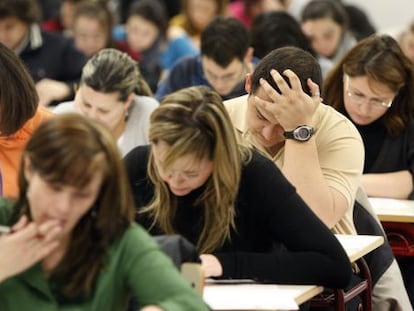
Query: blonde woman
[{"left": 124, "top": 86, "right": 352, "bottom": 288}]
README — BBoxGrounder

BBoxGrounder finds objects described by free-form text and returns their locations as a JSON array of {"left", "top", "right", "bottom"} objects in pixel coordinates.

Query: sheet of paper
[
  {"left": 203, "top": 284, "right": 299, "bottom": 310},
  {"left": 369, "top": 197, "right": 410, "bottom": 209}
]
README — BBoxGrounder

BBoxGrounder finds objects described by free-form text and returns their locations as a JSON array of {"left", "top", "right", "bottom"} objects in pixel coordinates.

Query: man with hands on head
[
  {"left": 225, "top": 46, "right": 412, "bottom": 310},
  {"left": 225, "top": 46, "right": 364, "bottom": 234}
]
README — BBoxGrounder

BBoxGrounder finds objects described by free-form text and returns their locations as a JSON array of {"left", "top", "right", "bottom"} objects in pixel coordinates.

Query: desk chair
[
  {"left": 381, "top": 222, "right": 414, "bottom": 256},
  {"left": 310, "top": 257, "right": 371, "bottom": 311},
  {"left": 154, "top": 235, "right": 204, "bottom": 293},
  {"left": 311, "top": 192, "right": 394, "bottom": 311}
]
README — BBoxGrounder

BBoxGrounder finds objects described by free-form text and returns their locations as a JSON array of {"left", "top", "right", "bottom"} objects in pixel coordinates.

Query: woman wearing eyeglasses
[
  {"left": 324, "top": 35, "right": 414, "bottom": 307},
  {"left": 324, "top": 34, "right": 414, "bottom": 201}
]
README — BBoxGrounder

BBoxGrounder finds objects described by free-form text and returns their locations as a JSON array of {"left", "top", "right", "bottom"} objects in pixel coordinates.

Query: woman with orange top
[{"left": 0, "top": 42, "right": 53, "bottom": 197}]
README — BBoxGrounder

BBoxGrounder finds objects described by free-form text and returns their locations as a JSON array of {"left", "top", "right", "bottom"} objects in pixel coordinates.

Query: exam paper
[{"left": 203, "top": 283, "right": 299, "bottom": 310}]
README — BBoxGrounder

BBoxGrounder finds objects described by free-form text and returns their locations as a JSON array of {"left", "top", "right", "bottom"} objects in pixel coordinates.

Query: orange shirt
[{"left": 0, "top": 107, "right": 54, "bottom": 197}]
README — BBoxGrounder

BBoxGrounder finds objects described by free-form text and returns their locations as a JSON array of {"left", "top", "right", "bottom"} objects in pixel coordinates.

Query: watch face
[
  {"left": 284, "top": 125, "right": 314, "bottom": 141},
  {"left": 296, "top": 127, "right": 311, "bottom": 139},
  {"left": 293, "top": 126, "right": 313, "bottom": 141}
]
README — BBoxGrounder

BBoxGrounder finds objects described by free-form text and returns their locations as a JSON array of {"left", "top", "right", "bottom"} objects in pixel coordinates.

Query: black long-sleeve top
[
  {"left": 352, "top": 116, "right": 414, "bottom": 199},
  {"left": 124, "top": 146, "right": 352, "bottom": 288}
]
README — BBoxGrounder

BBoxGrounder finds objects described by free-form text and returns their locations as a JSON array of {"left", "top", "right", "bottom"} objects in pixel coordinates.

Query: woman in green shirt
[{"left": 0, "top": 113, "right": 208, "bottom": 311}]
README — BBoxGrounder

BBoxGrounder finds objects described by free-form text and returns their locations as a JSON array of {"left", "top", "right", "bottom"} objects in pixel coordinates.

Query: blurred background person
[
  {"left": 170, "top": 0, "right": 229, "bottom": 50},
  {"left": 249, "top": 10, "right": 314, "bottom": 59},
  {"left": 0, "top": 0, "right": 87, "bottom": 106},
  {"left": 71, "top": 1, "right": 115, "bottom": 58},
  {"left": 117, "top": 0, "right": 197, "bottom": 92},
  {"left": 300, "top": 0, "right": 356, "bottom": 77},
  {"left": 228, "top": 0, "right": 292, "bottom": 28}
]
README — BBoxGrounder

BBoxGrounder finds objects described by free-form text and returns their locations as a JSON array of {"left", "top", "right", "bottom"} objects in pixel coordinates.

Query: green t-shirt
[{"left": 0, "top": 199, "right": 208, "bottom": 311}]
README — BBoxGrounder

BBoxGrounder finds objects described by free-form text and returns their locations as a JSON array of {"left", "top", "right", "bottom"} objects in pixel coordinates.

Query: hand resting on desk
[{"left": 200, "top": 254, "right": 223, "bottom": 277}]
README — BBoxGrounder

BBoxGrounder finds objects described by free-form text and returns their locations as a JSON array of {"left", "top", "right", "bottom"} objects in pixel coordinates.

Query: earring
[{"left": 90, "top": 204, "right": 98, "bottom": 218}]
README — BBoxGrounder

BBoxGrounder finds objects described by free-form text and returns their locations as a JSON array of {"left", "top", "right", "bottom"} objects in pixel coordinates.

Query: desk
[
  {"left": 203, "top": 234, "right": 383, "bottom": 310},
  {"left": 368, "top": 197, "right": 414, "bottom": 257},
  {"left": 204, "top": 282, "right": 322, "bottom": 310},
  {"left": 335, "top": 234, "right": 384, "bottom": 262},
  {"left": 368, "top": 197, "right": 414, "bottom": 223}
]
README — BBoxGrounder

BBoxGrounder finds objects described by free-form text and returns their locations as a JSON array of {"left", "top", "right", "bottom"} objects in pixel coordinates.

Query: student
[
  {"left": 226, "top": 46, "right": 362, "bottom": 232},
  {"left": 0, "top": 42, "right": 53, "bottom": 198},
  {"left": 117, "top": 0, "right": 197, "bottom": 92},
  {"left": 41, "top": 0, "right": 84, "bottom": 35},
  {"left": 324, "top": 35, "right": 414, "bottom": 200},
  {"left": 170, "top": 0, "right": 229, "bottom": 50},
  {"left": 0, "top": 114, "right": 208, "bottom": 311},
  {"left": 54, "top": 48, "right": 158, "bottom": 157},
  {"left": 300, "top": 0, "right": 356, "bottom": 77},
  {"left": 0, "top": 0, "right": 87, "bottom": 106},
  {"left": 228, "top": 0, "right": 291, "bottom": 28},
  {"left": 250, "top": 10, "right": 314, "bottom": 59},
  {"left": 224, "top": 46, "right": 412, "bottom": 310},
  {"left": 71, "top": 1, "right": 115, "bottom": 58},
  {"left": 324, "top": 35, "right": 414, "bottom": 307},
  {"left": 119, "top": 0, "right": 181, "bottom": 23},
  {"left": 124, "top": 85, "right": 352, "bottom": 289},
  {"left": 155, "top": 16, "right": 255, "bottom": 101}
]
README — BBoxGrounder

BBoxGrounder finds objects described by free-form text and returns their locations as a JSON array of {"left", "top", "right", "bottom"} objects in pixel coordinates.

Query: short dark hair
[
  {"left": 127, "top": 0, "right": 168, "bottom": 41},
  {"left": 250, "top": 46, "right": 322, "bottom": 96},
  {"left": 250, "top": 11, "right": 314, "bottom": 59},
  {"left": 201, "top": 16, "right": 249, "bottom": 67},
  {"left": 0, "top": 0, "right": 41, "bottom": 24},
  {"left": 0, "top": 42, "right": 38, "bottom": 136},
  {"left": 301, "top": 0, "right": 348, "bottom": 30}
]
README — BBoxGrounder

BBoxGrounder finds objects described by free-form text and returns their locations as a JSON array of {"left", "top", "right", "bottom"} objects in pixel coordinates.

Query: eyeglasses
[
  {"left": 345, "top": 90, "right": 393, "bottom": 108},
  {"left": 344, "top": 75, "right": 393, "bottom": 109}
]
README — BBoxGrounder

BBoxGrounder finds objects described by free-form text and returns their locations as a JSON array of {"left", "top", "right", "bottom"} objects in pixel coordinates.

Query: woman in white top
[{"left": 54, "top": 48, "right": 159, "bottom": 156}]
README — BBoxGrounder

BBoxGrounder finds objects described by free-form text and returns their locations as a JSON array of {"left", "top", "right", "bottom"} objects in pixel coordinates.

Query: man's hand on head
[{"left": 254, "top": 69, "right": 320, "bottom": 131}]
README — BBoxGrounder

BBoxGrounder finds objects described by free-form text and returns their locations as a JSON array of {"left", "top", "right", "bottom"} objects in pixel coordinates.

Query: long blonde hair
[{"left": 144, "top": 86, "right": 250, "bottom": 253}]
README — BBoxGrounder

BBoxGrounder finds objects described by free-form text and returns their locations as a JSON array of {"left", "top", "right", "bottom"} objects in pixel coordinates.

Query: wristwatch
[{"left": 284, "top": 125, "right": 314, "bottom": 142}]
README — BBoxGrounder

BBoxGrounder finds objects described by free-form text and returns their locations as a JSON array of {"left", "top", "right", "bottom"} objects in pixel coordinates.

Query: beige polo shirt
[{"left": 225, "top": 95, "right": 364, "bottom": 235}]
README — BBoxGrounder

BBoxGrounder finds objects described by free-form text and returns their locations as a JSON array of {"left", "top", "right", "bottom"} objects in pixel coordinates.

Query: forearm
[
  {"left": 282, "top": 137, "right": 347, "bottom": 228},
  {"left": 362, "top": 170, "right": 413, "bottom": 199}
]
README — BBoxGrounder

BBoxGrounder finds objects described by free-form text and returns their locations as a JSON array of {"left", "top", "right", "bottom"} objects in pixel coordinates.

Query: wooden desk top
[
  {"left": 335, "top": 234, "right": 384, "bottom": 262},
  {"left": 368, "top": 197, "right": 414, "bottom": 223},
  {"left": 203, "top": 234, "right": 383, "bottom": 310},
  {"left": 203, "top": 281, "right": 323, "bottom": 310}
]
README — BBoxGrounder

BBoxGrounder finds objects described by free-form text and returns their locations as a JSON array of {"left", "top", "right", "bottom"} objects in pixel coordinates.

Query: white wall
[{"left": 345, "top": 0, "right": 414, "bottom": 33}]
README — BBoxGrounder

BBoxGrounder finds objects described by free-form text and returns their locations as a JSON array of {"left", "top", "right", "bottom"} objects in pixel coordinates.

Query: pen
[{"left": 0, "top": 225, "right": 10, "bottom": 234}]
